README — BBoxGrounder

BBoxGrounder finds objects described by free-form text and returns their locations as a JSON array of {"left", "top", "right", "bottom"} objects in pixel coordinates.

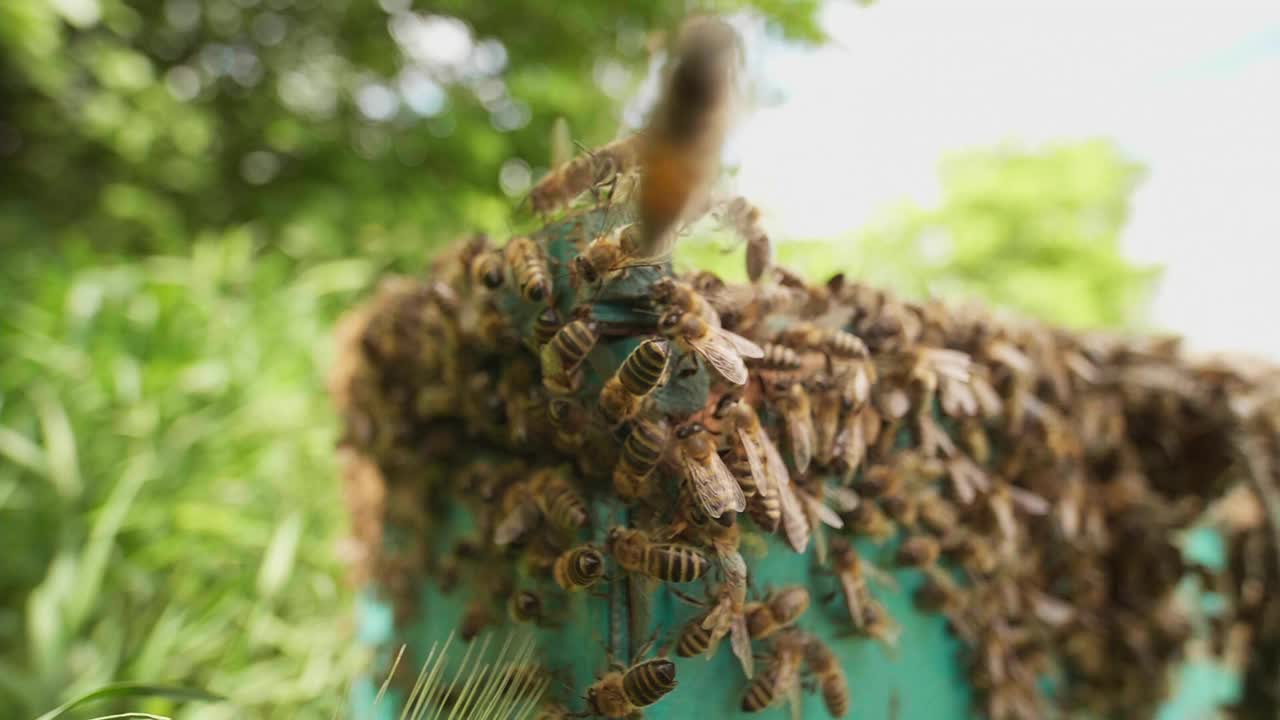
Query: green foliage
[
  {"left": 849, "top": 140, "right": 1159, "bottom": 328},
  {"left": 34, "top": 682, "right": 222, "bottom": 720}
]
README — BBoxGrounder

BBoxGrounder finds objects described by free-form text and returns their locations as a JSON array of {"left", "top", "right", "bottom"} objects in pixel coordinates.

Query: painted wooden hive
[{"left": 328, "top": 15, "right": 1280, "bottom": 720}]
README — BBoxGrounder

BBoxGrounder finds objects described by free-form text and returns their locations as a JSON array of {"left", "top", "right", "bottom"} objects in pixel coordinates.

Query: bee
[
  {"left": 778, "top": 481, "right": 812, "bottom": 553},
  {"left": 606, "top": 527, "right": 709, "bottom": 583},
  {"left": 541, "top": 319, "right": 599, "bottom": 395},
  {"left": 741, "top": 630, "right": 806, "bottom": 713},
  {"left": 505, "top": 235, "right": 553, "bottom": 304},
  {"left": 722, "top": 196, "right": 772, "bottom": 283},
  {"left": 547, "top": 398, "right": 588, "bottom": 452},
  {"left": 914, "top": 566, "right": 965, "bottom": 615},
  {"left": 584, "top": 657, "right": 678, "bottom": 718},
  {"left": 917, "top": 492, "right": 959, "bottom": 536},
  {"left": 879, "top": 488, "right": 919, "bottom": 526},
  {"left": 766, "top": 377, "right": 816, "bottom": 473},
  {"left": 509, "top": 589, "right": 549, "bottom": 625},
  {"left": 675, "top": 421, "right": 746, "bottom": 519},
  {"left": 675, "top": 608, "right": 719, "bottom": 658},
  {"left": 657, "top": 307, "right": 763, "bottom": 386},
  {"left": 528, "top": 133, "right": 643, "bottom": 215},
  {"left": 752, "top": 342, "right": 804, "bottom": 372},
  {"left": 842, "top": 500, "right": 895, "bottom": 541},
  {"left": 672, "top": 580, "right": 753, "bottom": 678},
  {"left": 573, "top": 225, "right": 669, "bottom": 293},
  {"left": 716, "top": 396, "right": 789, "bottom": 499},
  {"left": 460, "top": 599, "right": 494, "bottom": 642},
  {"left": 531, "top": 307, "right": 563, "bottom": 349},
  {"left": 638, "top": 16, "right": 740, "bottom": 256},
  {"left": 493, "top": 479, "right": 540, "bottom": 546},
  {"left": 599, "top": 339, "right": 670, "bottom": 425},
  {"left": 896, "top": 534, "right": 941, "bottom": 569},
  {"left": 805, "top": 636, "right": 850, "bottom": 718},
  {"left": 529, "top": 468, "right": 588, "bottom": 533},
  {"left": 743, "top": 474, "right": 782, "bottom": 532},
  {"left": 854, "top": 591, "right": 900, "bottom": 650},
  {"left": 828, "top": 536, "right": 895, "bottom": 630},
  {"left": 745, "top": 586, "right": 811, "bottom": 639},
  {"left": 811, "top": 374, "right": 843, "bottom": 466},
  {"left": 553, "top": 545, "right": 606, "bottom": 592},
  {"left": 778, "top": 322, "right": 868, "bottom": 360},
  {"left": 470, "top": 250, "right": 505, "bottom": 290},
  {"left": 612, "top": 417, "right": 669, "bottom": 502}
]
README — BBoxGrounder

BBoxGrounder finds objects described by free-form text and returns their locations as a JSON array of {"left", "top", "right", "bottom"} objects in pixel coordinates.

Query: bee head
[{"left": 573, "top": 253, "right": 599, "bottom": 286}]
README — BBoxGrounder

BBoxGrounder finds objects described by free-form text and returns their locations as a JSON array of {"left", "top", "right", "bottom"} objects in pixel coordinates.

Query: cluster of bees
[{"left": 329, "top": 15, "right": 1280, "bottom": 720}]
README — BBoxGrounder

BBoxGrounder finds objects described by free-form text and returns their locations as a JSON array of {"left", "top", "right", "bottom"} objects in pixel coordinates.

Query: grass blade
[{"left": 33, "top": 682, "right": 222, "bottom": 720}]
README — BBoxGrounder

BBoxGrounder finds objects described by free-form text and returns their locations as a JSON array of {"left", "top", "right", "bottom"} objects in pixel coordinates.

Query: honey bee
[
  {"left": 722, "top": 196, "right": 772, "bottom": 283},
  {"left": 599, "top": 338, "right": 669, "bottom": 425},
  {"left": 547, "top": 397, "right": 588, "bottom": 452},
  {"left": 573, "top": 224, "right": 669, "bottom": 294},
  {"left": 584, "top": 657, "right": 678, "bottom": 718},
  {"left": 752, "top": 342, "right": 804, "bottom": 372},
  {"left": 745, "top": 585, "right": 811, "bottom": 639},
  {"left": 854, "top": 590, "right": 900, "bottom": 650},
  {"left": 672, "top": 579, "right": 753, "bottom": 678},
  {"left": 741, "top": 630, "right": 806, "bottom": 713},
  {"left": 553, "top": 544, "right": 606, "bottom": 592},
  {"left": 675, "top": 421, "right": 746, "bottom": 519},
  {"left": 828, "top": 536, "right": 877, "bottom": 630},
  {"left": 493, "top": 479, "right": 540, "bottom": 546},
  {"left": 842, "top": 500, "right": 895, "bottom": 541},
  {"left": 778, "top": 481, "right": 812, "bottom": 553},
  {"left": 744, "top": 475, "right": 782, "bottom": 532},
  {"left": 528, "top": 133, "right": 643, "bottom": 215},
  {"left": 505, "top": 235, "right": 553, "bottom": 304},
  {"left": 612, "top": 417, "right": 669, "bottom": 502},
  {"left": 777, "top": 322, "right": 868, "bottom": 360},
  {"left": 896, "top": 534, "right": 942, "bottom": 569},
  {"left": 805, "top": 636, "right": 850, "bottom": 718},
  {"left": 607, "top": 527, "right": 709, "bottom": 583},
  {"left": 509, "top": 589, "right": 549, "bottom": 625},
  {"left": 766, "top": 377, "right": 815, "bottom": 473},
  {"left": 541, "top": 319, "right": 599, "bottom": 395},
  {"left": 658, "top": 305, "right": 763, "bottom": 386},
  {"left": 917, "top": 492, "right": 959, "bottom": 536},
  {"left": 531, "top": 307, "right": 563, "bottom": 349},
  {"left": 529, "top": 468, "right": 588, "bottom": 533},
  {"left": 470, "top": 250, "right": 505, "bottom": 290},
  {"left": 638, "top": 16, "right": 740, "bottom": 256},
  {"left": 717, "top": 397, "right": 789, "bottom": 499}
]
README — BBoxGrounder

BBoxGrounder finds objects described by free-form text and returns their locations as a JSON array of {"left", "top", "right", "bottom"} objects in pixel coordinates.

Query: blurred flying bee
[
  {"left": 529, "top": 468, "right": 588, "bottom": 533},
  {"left": 612, "top": 416, "right": 669, "bottom": 502},
  {"left": 505, "top": 235, "right": 553, "bottom": 304},
  {"left": 553, "top": 544, "right": 607, "bottom": 592},
  {"left": 599, "top": 338, "right": 670, "bottom": 425},
  {"left": 470, "top": 249, "right": 505, "bottom": 290},
  {"left": 741, "top": 630, "right": 806, "bottom": 713},
  {"left": 528, "top": 133, "right": 643, "bottom": 216},
  {"left": 638, "top": 16, "right": 741, "bottom": 256},
  {"left": 805, "top": 635, "right": 850, "bottom": 718},
  {"left": 896, "top": 534, "right": 942, "bottom": 569},
  {"left": 766, "top": 377, "right": 815, "bottom": 473},
  {"left": 584, "top": 656, "right": 678, "bottom": 718},
  {"left": 658, "top": 297, "right": 764, "bottom": 386},
  {"left": 541, "top": 319, "right": 599, "bottom": 395},
  {"left": 720, "top": 196, "right": 772, "bottom": 283},
  {"left": 606, "top": 526, "right": 709, "bottom": 583},
  {"left": 675, "top": 421, "right": 746, "bottom": 519},
  {"left": 745, "top": 585, "right": 811, "bottom": 640},
  {"left": 573, "top": 224, "right": 670, "bottom": 295},
  {"left": 752, "top": 343, "right": 804, "bottom": 373}
]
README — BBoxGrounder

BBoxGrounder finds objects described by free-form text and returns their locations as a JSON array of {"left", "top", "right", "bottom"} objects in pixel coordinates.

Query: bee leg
[
  {"left": 668, "top": 587, "right": 704, "bottom": 608},
  {"left": 631, "top": 630, "right": 660, "bottom": 664}
]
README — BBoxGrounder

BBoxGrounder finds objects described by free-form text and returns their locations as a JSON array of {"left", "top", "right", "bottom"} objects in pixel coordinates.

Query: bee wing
[
  {"left": 689, "top": 331, "right": 751, "bottom": 386},
  {"left": 800, "top": 491, "right": 844, "bottom": 530},
  {"left": 778, "top": 482, "right": 810, "bottom": 553},
  {"left": 839, "top": 573, "right": 865, "bottom": 628},
  {"left": 761, "top": 431, "right": 791, "bottom": 491},
  {"left": 681, "top": 445, "right": 746, "bottom": 518},
  {"left": 787, "top": 410, "right": 815, "bottom": 474},
  {"left": 736, "top": 427, "right": 771, "bottom": 496},
  {"left": 493, "top": 504, "right": 539, "bottom": 546},
  {"left": 730, "top": 616, "right": 754, "bottom": 679},
  {"left": 1009, "top": 486, "right": 1051, "bottom": 515},
  {"left": 719, "top": 328, "right": 765, "bottom": 359}
]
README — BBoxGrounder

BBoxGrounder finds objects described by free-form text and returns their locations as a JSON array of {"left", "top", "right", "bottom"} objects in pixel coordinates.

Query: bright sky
[{"left": 722, "top": 0, "right": 1280, "bottom": 359}]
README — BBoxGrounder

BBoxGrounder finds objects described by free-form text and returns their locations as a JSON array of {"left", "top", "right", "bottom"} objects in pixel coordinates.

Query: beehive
[{"left": 328, "top": 16, "right": 1280, "bottom": 720}]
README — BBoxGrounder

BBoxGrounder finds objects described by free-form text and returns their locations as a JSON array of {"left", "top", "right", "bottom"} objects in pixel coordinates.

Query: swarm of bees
[{"left": 329, "top": 14, "right": 1280, "bottom": 720}]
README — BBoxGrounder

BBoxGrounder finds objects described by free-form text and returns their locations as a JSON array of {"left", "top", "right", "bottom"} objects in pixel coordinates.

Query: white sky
[{"left": 722, "top": 0, "right": 1280, "bottom": 359}]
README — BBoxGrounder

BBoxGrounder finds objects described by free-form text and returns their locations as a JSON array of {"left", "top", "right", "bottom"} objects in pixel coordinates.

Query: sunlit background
[{"left": 1, "top": 0, "right": 1277, "bottom": 717}]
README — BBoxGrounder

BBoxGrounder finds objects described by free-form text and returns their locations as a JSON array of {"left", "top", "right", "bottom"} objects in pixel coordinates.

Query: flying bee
[
  {"left": 541, "top": 319, "right": 599, "bottom": 395},
  {"left": 599, "top": 338, "right": 670, "bottom": 425},
  {"left": 658, "top": 305, "right": 763, "bottom": 386},
  {"left": 606, "top": 527, "right": 710, "bottom": 583},
  {"left": 741, "top": 630, "right": 806, "bottom": 713},
  {"left": 675, "top": 421, "right": 746, "bottom": 519},
  {"left": 745, "top": 585, "right": 811, "bottom": 640},
  {"left": 721, "top": 196, "right": 772, "bottom": 283},
  {"left": 805, "top": 636, "right": 850, "bottom": 718},
  {"left": 528, "top": 133, "right": 643, "bottom": 216},
  {"left": 547, "top": 398, "right": 588, "bottom": 452},
  {"left": 766, "top": 377, "right": 816, "bottom": 473},
  {"left": 529, "top": 468, "right": 588, "bottom": 533},
  {"left": 470, "top": 250, "right": 505, "bottom": 290},
  {"left": 505, "top": 235, "right": 553, "bottom": 304},
  {"left": 896, "top": 534, "right": 942, "bottom": 569},
  {"left": 612, "top": 417, "right": 669, "bottom": 502},
  {"left": 584, "top": 657, "right": 678, "bottom": 718},
  {"left": 637, "top": 15, "right": 741, "bottom": 256},
  {"left": 752, "top": 342, "right": 804, "bottom": 372},
  {"left": 553, "top": 545, "right": 607, "bottom": 592}
]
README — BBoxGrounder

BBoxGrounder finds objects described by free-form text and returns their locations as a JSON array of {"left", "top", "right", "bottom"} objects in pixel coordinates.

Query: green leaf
[{"left": 33, "top": 682, "right": 223, "bottom": 720}]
